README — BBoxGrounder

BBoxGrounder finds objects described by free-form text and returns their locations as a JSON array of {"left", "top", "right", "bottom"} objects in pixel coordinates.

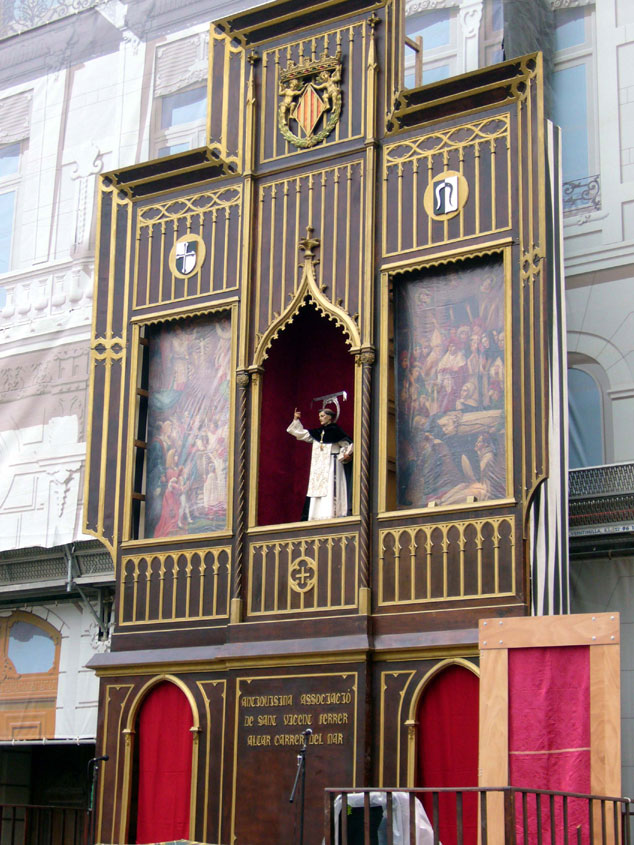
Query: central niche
[{"left": 257, "top": 304, "right": 355, "bottom": 526}]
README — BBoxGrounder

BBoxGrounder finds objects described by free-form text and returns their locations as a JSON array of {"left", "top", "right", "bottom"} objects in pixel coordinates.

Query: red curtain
[
  {"left": 509, "top": 646, "right": 590, "bottom": 842},
  {"left": 136, "top": 681, "right": 193, "bottom": 844},
  {"left": 257, "top": 305, "right": 355, "bottom": 525},
  {"left": 417, "top": 665, "right": 479, "bottom": 845}
]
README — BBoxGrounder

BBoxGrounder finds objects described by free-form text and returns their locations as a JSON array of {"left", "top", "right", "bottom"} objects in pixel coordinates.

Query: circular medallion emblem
[
  {"left": 423, "top": 170, "right": 469, "bottom": 221},
  {"left": 169, "top": 233, "right": 206, "bottom": 279}
]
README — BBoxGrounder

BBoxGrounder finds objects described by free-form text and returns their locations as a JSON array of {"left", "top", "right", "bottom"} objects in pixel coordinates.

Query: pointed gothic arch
[{"left": 255, "top": 300, "right": 357, "bottom": 526}]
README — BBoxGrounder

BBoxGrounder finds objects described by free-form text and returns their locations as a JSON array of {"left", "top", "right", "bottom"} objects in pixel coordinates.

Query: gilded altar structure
[{"left": 84, "top": 0, "right": 567, "bottom": 842}]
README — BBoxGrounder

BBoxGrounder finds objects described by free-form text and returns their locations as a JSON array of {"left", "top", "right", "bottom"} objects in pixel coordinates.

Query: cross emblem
[{"left": 289, "top": 557, "right": 316, "bottom": 593}]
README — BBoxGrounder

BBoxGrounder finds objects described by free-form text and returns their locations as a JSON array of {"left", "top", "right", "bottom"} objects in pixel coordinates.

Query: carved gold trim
[
  {"left": 93, "top": 650, "right": 368, "bottom": 678},
  {"left": 379, "top": 671, "right": 414, "bottom": 788},
  {"left": 253, "top": 175, "right": 365, "bottom": 360},
  {"left": 102, "top": 684, "right": 134, "bottom": 845},
  {"left": 382, "top": 114, "right": 512, "bottom": 255},
  {"left": 277, "top": 50, "right": 343, "bottom": 149},
  {"left": 168, "top": 233, "right": 207, "bottom": 279},
  {"left": 119, "top": 547, "right": 232, "bottom": 626},
  {"left": 207, "top": 28, "right": 245, "bottom": 172},
  {"left": 196, "top": 679, "right": 227, "bottom": 844},
  {"left": 247, "top": 531, "right": 359, "bottom": 616},
  {"left": 378, "top": 516, "right": 516, "bottom": 607},
  {"left": 135, "top": 185, "right": 242, "bottom": 309},
  {"left": 423, "top": 170, "right": 469, "bottom": 221},
  {"left": 259, "top": 20, "right": 367, "bottom": 163}
]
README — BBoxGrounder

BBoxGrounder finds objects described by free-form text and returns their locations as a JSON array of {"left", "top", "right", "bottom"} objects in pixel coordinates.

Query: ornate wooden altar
[{"left": 85, "top": 1, "right": 563, "bottom": 842}]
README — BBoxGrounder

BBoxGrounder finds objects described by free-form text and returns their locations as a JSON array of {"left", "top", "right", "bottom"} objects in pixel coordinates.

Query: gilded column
[
  {"left": 231, "top": 369, "right": 250, "bottom": 623},
  {"left": 357, "top": 347, "right": 375, "bottom": 613}
]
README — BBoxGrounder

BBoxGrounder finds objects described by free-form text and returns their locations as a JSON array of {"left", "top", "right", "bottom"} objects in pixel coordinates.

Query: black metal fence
[
  {"left": 325, "top": 787, "right": 634, "bottom": 845},
  {"left": 0, "top": 805, "right": 90, "bottom": 845}
]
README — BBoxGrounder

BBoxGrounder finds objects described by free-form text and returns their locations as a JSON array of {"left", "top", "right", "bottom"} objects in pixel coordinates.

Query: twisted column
[
  {"left": 357, "top": 348, "right": 375, "bottom": 606},
  {"left": 231, "top": 369, "right": 250, "bottom": 623}
]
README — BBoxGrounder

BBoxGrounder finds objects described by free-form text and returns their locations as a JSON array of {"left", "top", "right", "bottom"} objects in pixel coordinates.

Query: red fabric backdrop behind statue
[
  {"left": 135, "top": 681, "right": 193, "bottom": 844},
  {"left": 417, "top": 665, "right": 479, "bottom": 845},
  {"left": 258, "top": 305, "right": 355, "bottom": 526}
]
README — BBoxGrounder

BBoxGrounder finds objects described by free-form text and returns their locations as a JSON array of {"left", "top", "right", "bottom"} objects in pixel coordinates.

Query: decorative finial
[
  {"left": 368, "top": 12, "right": 380, "bottom": 30},
  {"left": 299, "top": 225, "right": 320, "bottom": 259},
  {"left": 247, "top": 50, "right": 259, "bottom": 65}
]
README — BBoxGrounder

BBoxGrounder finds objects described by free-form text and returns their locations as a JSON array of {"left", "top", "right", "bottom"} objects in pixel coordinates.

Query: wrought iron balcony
[
  {"left": 324, "top": 787, "right": 633, "bottom": 845},
  {"left": 0, "top": 0, "right": 104, "bottom": 39},
  {"left": 569, "top": 462, "right": 634, "bottom": 537},
  {"left": 562, "top": 174, "right": 601, "bottom": 214}
]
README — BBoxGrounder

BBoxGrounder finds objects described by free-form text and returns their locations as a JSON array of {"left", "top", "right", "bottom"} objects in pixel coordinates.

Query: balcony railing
[
  {"left": 324, "top": 788, "right": 633, "bottom": 845},
  {"left": 569, "top": 462, "right": 634, "bottom": 537},
  {"left": 0, "top": 0, "right": 105, "bottom": 39},
  {"left": 562, "top": 175, "right": 601, "bottom": 214},
  {"left": 0, "top": 804, "right": 90, "bottom": 845}
]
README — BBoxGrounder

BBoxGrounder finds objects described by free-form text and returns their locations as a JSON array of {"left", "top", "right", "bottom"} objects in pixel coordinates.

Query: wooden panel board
[
  {"left": 479, "top": 612, "right": 620, "bottom": 649},
  {"left": 478, "top": 648, "right": 508, "bottom": 845},
  {"left": 590, "top": 644, "right": 621, "bottom": 798}
]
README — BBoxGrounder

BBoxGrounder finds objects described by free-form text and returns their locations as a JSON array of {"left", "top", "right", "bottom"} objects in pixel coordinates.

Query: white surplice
[{"left": 286, "top": 418, "right": 353, "bottom": 520}]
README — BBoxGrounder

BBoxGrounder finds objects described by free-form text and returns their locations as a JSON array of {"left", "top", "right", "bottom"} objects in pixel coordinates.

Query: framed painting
[
  {"left": 143, "top": 312, "right": 232, "bottom": 538},
  {"left": 394, "top": 255, "right": 508, "bottom": 509}
]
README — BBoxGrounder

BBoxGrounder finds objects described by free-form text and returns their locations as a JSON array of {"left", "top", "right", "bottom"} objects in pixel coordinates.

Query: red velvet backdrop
[
  {"left": 136, "top": 682, "right": 193, "bottom": 844},
  {"left": 509, "top": 646, "right": 590, "bottom": 842},
  {"left": 258, "top": 305, "right": 355, "bottom": 525},
  {"left": 417, "top": 665, "right": 479, "bottom": 845}
]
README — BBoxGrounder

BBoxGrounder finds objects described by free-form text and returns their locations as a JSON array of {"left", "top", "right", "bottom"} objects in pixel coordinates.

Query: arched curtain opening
[
  {"left": 567, "top": 367, "right": 603, "bottom": 468},
  {"left": 416, "top": 665, "right": 479, "bottom": 845},
  {"left": 257, "top": 303, "right": 355, "bottom": 526},
  {"left": 134, "top": 681, "right": 193, "bottom": 844}
]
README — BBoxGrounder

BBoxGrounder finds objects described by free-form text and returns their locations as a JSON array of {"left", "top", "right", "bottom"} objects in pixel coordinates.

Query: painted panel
[
  {"left": 144, "top": 313, "right": 232, "bottom": 539},
  {"left": 394, "top": 254, "right": 507, "bottom": 509}
]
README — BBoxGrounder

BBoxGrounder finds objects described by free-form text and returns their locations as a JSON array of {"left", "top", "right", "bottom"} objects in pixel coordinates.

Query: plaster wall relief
[
  {"left": 0, "top": 263, "right": 94, "bottom": 338},
  {"left": 0, "top": 343, "right": 89, "bottom": 430},
  {"left": 566, "top": 269, "right": 634, "bottom": 463},
  {"left": 0, "top": 415, "right": 88, "bottom": 549},
  {"left": 155, "top": 30, "right": 209, "bottom": 97},
  {"left": 458, "top": 0, "right": 483, "bottom": 74},
  {"left": 55, "top": 143, "right": 104, "bottom": 259},
  {"left": 0, "top": 342, "right": 90, "bottom": 550},
  {"left": 617, "top": 41, "right": 634, "bottom": 183},
  {"left": 18, "top": 70, "right": 68, "bottom": 268}
]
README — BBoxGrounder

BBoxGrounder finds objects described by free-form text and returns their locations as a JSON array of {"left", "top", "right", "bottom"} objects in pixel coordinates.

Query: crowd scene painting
[
  {"left": 145, "top": 314, "right": 232, "bottom": 539},
  {"left": 395, "top": 257, "right": 507, "bottom": 509}
]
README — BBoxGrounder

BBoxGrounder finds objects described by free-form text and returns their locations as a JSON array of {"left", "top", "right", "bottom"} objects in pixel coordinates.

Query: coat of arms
[
  {"left": 278, "top": 50, "right": 343, "bottom": 149},
  {"left": 169, "top": 233, "right": 206, "bottom": 278}
]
